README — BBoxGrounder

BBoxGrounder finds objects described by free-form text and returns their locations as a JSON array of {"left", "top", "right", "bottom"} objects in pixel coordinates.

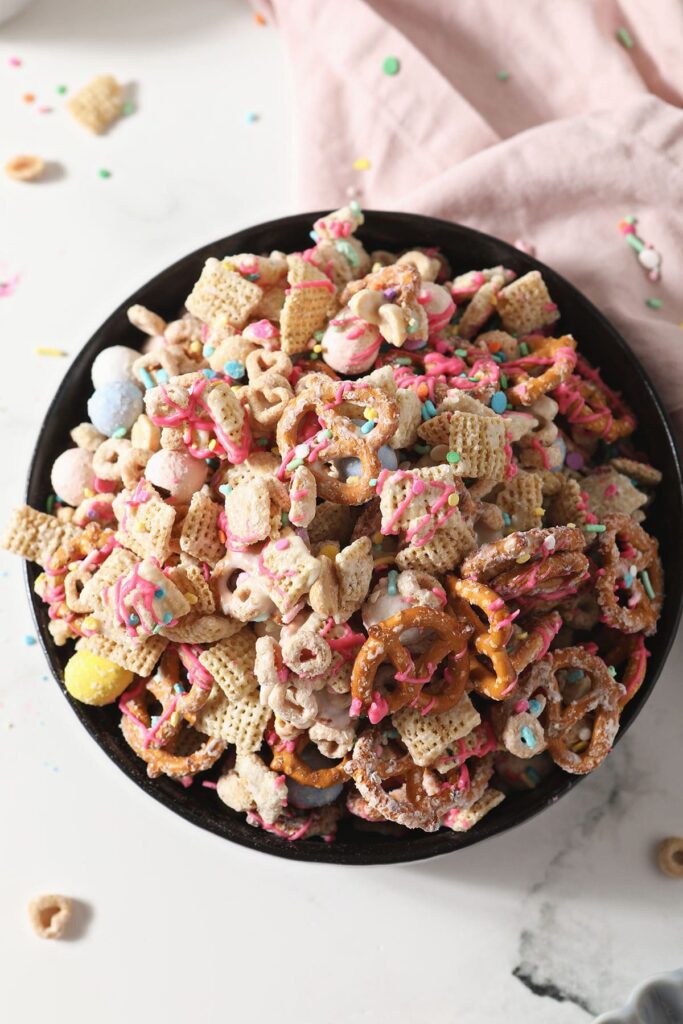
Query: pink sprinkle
[
  {"left": 201, "top": 781, "right": 218, "bottom": 789},
  {"left": 8, "top": 57, "right": 22, "bottom": 67},
  {"left": 275, "top": 538, "right": 289, "bottom": 550},
  {"left": 349, "top": 697, "right": 362, "bottom": 718},
  {"left": 38, "top": 105, "right": 52, "bottom": 114}
]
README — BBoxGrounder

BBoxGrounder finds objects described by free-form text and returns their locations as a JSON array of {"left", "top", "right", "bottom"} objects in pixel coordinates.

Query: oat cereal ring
[
  {"left": 446, "top": 577, "right": 517, "bottom": 700},
  {"left": 119, "top": 676, "right": 226, "bottom": 779},
  {"left": 92, "top": 437, "right": 132, "bottom": 481},
  {"left": 28, "top": 894, "right": 72, "bottom": 939},
  {"left": 604, "top": 632, "right": 649, "bottom": 708},
  {"left": 276, "top": 378, "right": 398, "bottom": 506},
  {"left": 657, "top": 838, "right": 683, "bottom": 879},
  {"left": 543, "top": 647, "right": 623, "bottom": 774},
  {"left": 506, "top": 335, "right": 577, "bottom": 406},
  {"left": 461, "top": 526, "right": 585, "bottom": 582},
  {"left": 245, "top": 347, "right": 293, "bottom": 381},
  {"left": 595, "top": 513, "right": 663, "bottom": 636},
  {"left": 351, "top": 606, "right": 468, "bottom": 720},
  {"left": 269, "top": 733, "right": 349, "bottom": 788}
]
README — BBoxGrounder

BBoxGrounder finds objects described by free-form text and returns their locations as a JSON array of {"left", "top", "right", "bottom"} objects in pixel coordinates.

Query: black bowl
[{"left": 25, "top": 211, "right": 683, "bottom": 864}]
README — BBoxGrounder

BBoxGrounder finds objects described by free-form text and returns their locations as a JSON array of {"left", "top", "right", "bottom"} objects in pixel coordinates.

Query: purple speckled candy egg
[
  {"left": 50, "top": 447, "right": 97, "bottom": 507},
  {"left": 144, "top": 449, "right": 208, "bottom": 502},
  {"left": 87, "top": 380, "right": 143, "bottom": 437}
]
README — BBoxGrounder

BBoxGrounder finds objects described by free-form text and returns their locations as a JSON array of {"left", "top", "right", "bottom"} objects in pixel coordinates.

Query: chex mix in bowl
[{"left": 2, "top": 205, "right": 664, "bottom": 842}]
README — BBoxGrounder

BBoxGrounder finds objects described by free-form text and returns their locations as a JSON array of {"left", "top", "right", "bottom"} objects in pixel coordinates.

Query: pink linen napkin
[{"left": 259, "top": 0, "right": 683, "bottom": 438}]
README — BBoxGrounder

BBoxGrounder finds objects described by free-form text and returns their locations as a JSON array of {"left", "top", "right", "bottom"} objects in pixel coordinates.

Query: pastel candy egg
[
  {"left": 145, "top": 449, "right": 208, "bottom": 502},
  {"left": 378, "top": 445, "right": 398, "bottom": 470},
  {"left": 87, "top": 380, "right": 144, "bottom": 437},
  {"left": 321, "top": 309, "right": 381, "bottom": 375},
  {"left": 420, "top": 281, "right": 455, "bottom": 335},
  {"left": 286, "top": 779, "right": 344, "bottom": 809},
  {"left": 64, "top": 649, "right": 133, "bottom": 706},
  {"left": 91, "top": 345, "right": 140, "bottom": 389},
  {"left": 50, "top": 447, "right": 96, "bottom": 507}
]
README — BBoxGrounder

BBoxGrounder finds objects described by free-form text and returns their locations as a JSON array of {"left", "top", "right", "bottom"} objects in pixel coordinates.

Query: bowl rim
[{"left": 24, "top": 209, "right": 683, "bottom": 865}]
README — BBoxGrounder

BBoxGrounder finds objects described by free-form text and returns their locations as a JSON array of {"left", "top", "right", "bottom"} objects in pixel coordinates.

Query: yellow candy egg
[{"left": 64, "top": 649, "right": 133, "bottom": 706}]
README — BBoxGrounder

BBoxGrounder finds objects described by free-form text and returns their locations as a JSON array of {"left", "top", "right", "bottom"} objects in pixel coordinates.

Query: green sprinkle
[
  {"left": 395, "top": 357, "right": 413, "bottom": 366},
  {"left": 335, "top": 239, "right": 359, "bottom": 268},
  {"left": 56, "top": 84, "right": 68, "bottom": 95},
  {"left": 322, "top": 428, "right": 333, "bottom": 439},
  {"left": 112, "top": 426, "right": 127, "bottom": 439},
  {"left": 607, "top": 665, "right": 617, "bottom": 677},
  {"left": 616, "top": 26, "right": 634, "bottom": 49},
  {"left": 256, "top": 437, "right": 269, "bottom": 447},
  {"left": 413, "top": 443, "right": 431, "bottom": 455},
  {"left": 349, "top": 200, "right": 361, "bottom": 215},
  {"left": 519, "top": 342, "right": 529, "bottom": 356},
  {"left": 455, "top": 349, "right": 468, "bottom": 357},
  {"left": 382, "top": 55, "right": 400, "bottom": 76},
  {"left": 387, "top": 569, "right": 399, "bottom": 596},
  {"left": 289, "top": 458, "right": 304, "bottom": 470},
  {"left": 313, "top": 330, "right": 325, "bottom": 342},
  {"left": 584, "top": 523, "right": 606, "bottom": 533},
  {"left": 281, "top": 512, "right": 289, "bottom": 526},
  {"left": 625, "top": 234, "right": 644, "bottom": 254},
  {"left": 640, "top": 569, "right": 655, "bottom": 600},
  {"left": 645, "top": 297, "right": 662, "bottom": 309},
  {"left": 566, "top": 669, "right": 584, "bottom": 683},
  {"left": 499, "top": 372, "right": 508, "bottom": 388},
  {"left": 152, "top": 624, "right": 162, "bottom": 634},
  {"left": 122, "top": 101, "right": 135, "bottom": 116},
  {"left": 406, "top": 319, "right": 419, "bottom": 335},
  {"left": 496, "top": 70, "right": 510, "bottom": 81},
  {"left": 46, "top": 494, "right": 55, "bottom": 514},
  {"left": 98, "top": 168, "right": 112, "bottom": 179},
  {"left": 446, "top": 451, "right": 461, "bottom": 464}
]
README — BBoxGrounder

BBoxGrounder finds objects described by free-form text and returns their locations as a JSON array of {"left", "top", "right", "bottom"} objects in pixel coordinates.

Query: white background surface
[{"left": 1, "top": 3, "right": 682, "bottom": 1022}]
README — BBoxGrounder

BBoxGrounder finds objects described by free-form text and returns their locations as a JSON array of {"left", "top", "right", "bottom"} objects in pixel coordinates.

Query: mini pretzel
[
  {"left": 350, "top": 606, "right": 468, "bottom": 719},
  {"left": 461, "top": 527, "right": 586, "bottom": 582},
  {"left": 544, "top": 647, "right": 623, "bottom": 774},
  {"left": 269, "top": 733, "right": 349, "bottom": 788},
  {"left": 510, "top": 611, "right": 562, "bottom": 673},
  {"left": 276, "top": 377, "right": 398, "bottom": 505},
  {"left": 554, "top": 372, "right": 636, "bottom": 443},
  {"left": 345, "top": 730, "right": 494, "bottom": 831},
  {"left": 506, "top": 335, "right": 577, "bottom": 406},
  {"left": 119, "top": 676, "right": 226, "bottom": 779},
  {"left": 43, "top": 524, "right": 116, "bottom": 633},
  {"left": 446, "top": 577, "right": 517, "bottom": 700},
  {"left": 604, "top": 632, "right": 649, "bottom": 708},
  {"left": 142, "top": 645, "right": 215, "bottom": 746},
  {"left": 492, "top": 550, "right": 590, "bottom": 603},
  {"left": 595, "top": 513, "right": 663, "bottom": 636}
]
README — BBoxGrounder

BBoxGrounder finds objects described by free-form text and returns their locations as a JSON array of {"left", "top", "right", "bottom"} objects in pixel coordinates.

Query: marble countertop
[{"left": 1, "top": 3, "right": 681, "bottom": 1021}]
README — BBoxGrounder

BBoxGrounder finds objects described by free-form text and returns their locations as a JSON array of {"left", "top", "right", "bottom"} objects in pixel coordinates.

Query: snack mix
[{"left": 2, "top": 205, "right": 664, "bottom": 842}]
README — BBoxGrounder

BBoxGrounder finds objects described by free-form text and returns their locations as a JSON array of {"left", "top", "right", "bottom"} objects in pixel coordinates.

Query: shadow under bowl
[{"left": 25, "top": 211, "right": 683, "bottom": 864}]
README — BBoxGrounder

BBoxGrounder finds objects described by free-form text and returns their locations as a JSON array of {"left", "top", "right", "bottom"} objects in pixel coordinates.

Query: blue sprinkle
[
  {"left": 387, "top": 569, "right": 399, "bottom": 596},
  {"left": 309, "top": 230, "right": 318, "bottom": 243},
  {"left": 246, "top": 111, "right": 259, "bottom": 124},
  {"left": 150, "top": 715, "right": 160, "bottom": 727},
  {"left": 219, "top": 484, "right": 233, "bottom": 496},
  {"left": 173, "top": 683, "right": 185, "bottom": 695},
  {"left": 520, "top": 725, "right": 537, "bottom": 748},
  {"left": 245, "top": 273, "right": 260, "bottom": 282},
  {"left": 490, "top": 391, "right": 507, "bottom": 414},
  {"left": 139, "top": 367, "right": 155, "bottom": 390},
  {"left": 24, "top": 635, "right": 37, "bottom": 646},
  {"left": 349, "top": 200, "right": 361, "bottom": 215},
  {"left": 154, "top": 588, "right": 165, "bottom": 599},
  {"left": 162, "top": 612, "right": 173, "bottom": 625},
  {"left": 524, "top": 766, "right": 540, "bottom": 785},
  {"left": 607, "top": 665, "right": 617, "bottom": 677},
  {"left": 369, "top": 478, "right": 377, "bottom": 487},
  {"left": 251, "top": 614, "right": 268, "bottom": 622},
  {"left": 360, "top": 419, "right": 376, "bottom": 434},
  {"left": 496, "top": 352, "right": 507, "bottom": 363},
  {"left": 528, "top": 698, "right": 542, "bottom": 716},
  {"left": 224, "top": 360, "right": 246, "bottom": 379},
  {"left": 502, "top": 512, "right": 512, "bottom": 526},
  {"left": 202, "top": 368, "right": 217, "bottom": 379},
  {"left": 128, "top": 613, "right": 139, "bottom": 626},
  {"left": 203, "top": 345, "right": 216, "bottom": 357},
  {"left": 335, "top": 239, "right": 359, "bottom": 268},
  {"left": 566, "top": 668, "right": 584, "bottom": 683},
  {"left": 155, "top": 368, "right": 169, "bottom": 384},
  {"left": 623, "top": 572, "right": 634, "bottom": 587}
]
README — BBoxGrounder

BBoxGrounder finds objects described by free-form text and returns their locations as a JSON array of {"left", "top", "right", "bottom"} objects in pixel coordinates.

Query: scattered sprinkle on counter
[
  {"left": 254, "top": 11, "right": 267, "bottom": 26},
  {"left": 616, "top": 26, "right": 634, "bottom": 49},
  {"left": 122, "top": 101, "right": 135, "bottom": 116},
  {"left": 24, "top": 635, "right": 37, "bottom": 646},
  {"left": 383, "top": 56, "right": 400, "bottom": 76},
  {"left": 23, "top": 92, "right": 35, "bottom": 103},
  {"left": 246, "top": 111, "right": 259, "bottom": 124},
  {"left": 353, "top": 157, "right": 371, "bottom": 171},
  {"left": 56, "top": 84, "right": 68, "bottom": 95},
  {"left": 496, "top": 70, "right": 510, "bottom": 81},
  {"left": 8, "top": 56, "right": 22, "bottom": 68},
  {"left": 35, "top": 347, "right": 68, "bottom": 357},
  {"left": 98, "top": 168, "right": 112, "bottom": 179}
]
